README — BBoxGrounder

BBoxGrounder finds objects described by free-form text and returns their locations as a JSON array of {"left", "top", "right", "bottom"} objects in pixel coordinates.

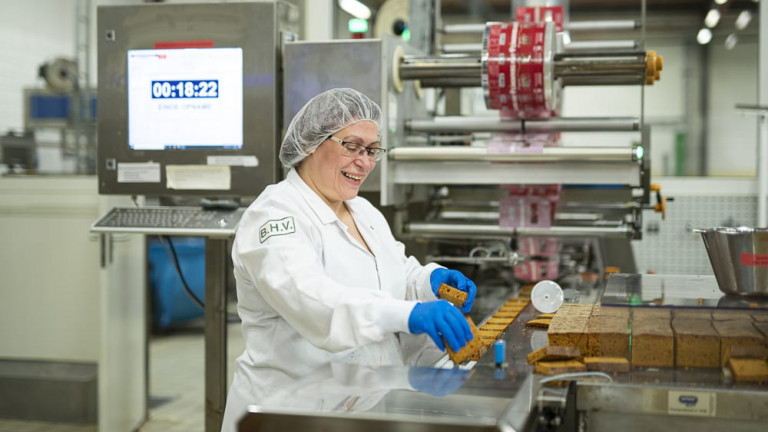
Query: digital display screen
[
  {"left": 127, "top": 48, "right": 243, "bottom": 150},
  {"left": 151, "top": 80, "right": 219, "bottom": 99}
]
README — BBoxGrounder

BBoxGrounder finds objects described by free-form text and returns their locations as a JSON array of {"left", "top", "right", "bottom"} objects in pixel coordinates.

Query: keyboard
[{"left": 91, "top": 206, "right": 246, "bottom": 236}]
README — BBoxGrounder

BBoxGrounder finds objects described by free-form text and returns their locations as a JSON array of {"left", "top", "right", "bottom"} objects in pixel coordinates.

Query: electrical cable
[
  {"left": 539, "top": 371, "right": 612, "bottom": 385},
  {"left": 157, "top": 235, "right": 205, "bottom": 309}
]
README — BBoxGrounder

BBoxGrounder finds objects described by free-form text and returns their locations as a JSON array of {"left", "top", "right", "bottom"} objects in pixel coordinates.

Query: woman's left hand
[{"left": 429, "top": 268, "right": 476, "bottom": 313}]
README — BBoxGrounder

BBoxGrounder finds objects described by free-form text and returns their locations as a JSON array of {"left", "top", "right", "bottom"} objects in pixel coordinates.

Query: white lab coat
[{"left": 221, "top": 168, "right": 440, "bottom": 432}]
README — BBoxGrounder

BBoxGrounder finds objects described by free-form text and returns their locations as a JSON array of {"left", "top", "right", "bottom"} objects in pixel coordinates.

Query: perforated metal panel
[{"left": 632, "top": 196, "right": 757, "bottom": 275}]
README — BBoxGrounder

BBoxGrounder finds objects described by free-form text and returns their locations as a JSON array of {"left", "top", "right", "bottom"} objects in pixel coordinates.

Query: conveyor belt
[{"left": 439, "top": 283, "right": 532, "bottom": 365}]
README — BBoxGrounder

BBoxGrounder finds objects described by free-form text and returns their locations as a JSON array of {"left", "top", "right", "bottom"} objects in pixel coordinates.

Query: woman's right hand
[{"left": 407, "top": 300, "right": 473, "bottom": 351}]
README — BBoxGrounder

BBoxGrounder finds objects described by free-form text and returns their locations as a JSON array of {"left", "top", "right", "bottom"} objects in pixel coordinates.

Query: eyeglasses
[{"left": 327, "top": 135, "right": 387, "bottom": 162}]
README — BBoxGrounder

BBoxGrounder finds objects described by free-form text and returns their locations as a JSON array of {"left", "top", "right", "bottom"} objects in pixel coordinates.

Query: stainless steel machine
[
  {"left": 284, "top": 0, "right": 661, "bottom": 287},
  {"left": 94, "top": 3, "right": 298, "bottom": 432},
  {"left": 97, "top": 1, "right": 298, "bottom": 198}
]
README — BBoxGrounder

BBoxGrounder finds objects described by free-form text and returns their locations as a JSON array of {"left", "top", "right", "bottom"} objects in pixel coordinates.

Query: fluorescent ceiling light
[
  {"left": 714, "top": 0, "right": 728, "bottom": 4},
  {"left": 704, "top": 8, "right": 721, "bottom": 28},
  {"left": 338, "top": 0, "right": 372, "bottom": 20},
  {"left": 697, "top": 28, "right": 713, "bottom": 44},
  {"left": 735, "top": 10, "right": 752, "bottom": 30},
  {"left": 725, "top": 33, "right": 738, "bottom": 50}
]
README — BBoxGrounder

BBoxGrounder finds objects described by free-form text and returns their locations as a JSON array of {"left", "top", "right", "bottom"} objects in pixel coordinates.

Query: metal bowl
[{"left": 694, "top": 227, "right": 768, "bottom": 296}]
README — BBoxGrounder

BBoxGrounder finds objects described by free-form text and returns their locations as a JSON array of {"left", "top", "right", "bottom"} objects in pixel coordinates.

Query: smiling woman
[
  {"left": 221, "top": 88, "right": 479, "bottom": 432},
  {"left": 299, "top": 120, "right": 380, "bottom": 207}
]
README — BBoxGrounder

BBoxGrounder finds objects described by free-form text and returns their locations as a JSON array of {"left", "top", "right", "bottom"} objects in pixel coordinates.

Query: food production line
[
  {"left": 88, "top": 1, "right": 767, "bottom": 431},
  {"left": 239, "top": 273, "right": 768, "bottom": 432},
  {"left": 261, "top": 1, "right": 768, "bottom": 432}
]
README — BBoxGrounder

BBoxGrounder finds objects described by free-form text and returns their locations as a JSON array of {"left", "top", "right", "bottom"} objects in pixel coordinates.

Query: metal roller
[
  {"left": 399, "top": 56, "right": 481, "bottom": 80},
  {"left": 407, "top": 117, "right": 521, "bottom": 133},
  {"left": 566, "top": 20, "right": 640, "bottom": 31},
  {"left": 417, "top": 77, "right": 483, "bottom": 87},
  {"left": 405, "top": 222, "right": 635, "bottom": 239},
  {"left": 441, "top": 23, "right": 487, "bottom": 34},
  {"left": 441, "top": 20, "right": 640, "bottom": 35},
  {"left": 388, "top": 146, "right": 642, "bottom": 163},
  {"left": 397, "top": 20, "right": 664, "bottom": 99},
  {"left": 443, "top": 40, "right": 642, "bottom": 55},
  {"left": 441, "top": 43, "right": 484, "bottom": 54},
  {"left": 405, "top": 135, "right": 476, "bottom": 145},
  {"left": 406, "top": 117, "right": 640, "bottom": 133},
  {"left": 424, "top": 254, "right": 522, "bottom": 265},
  {"left": 560, "top": 75, "right": 646, "bottom": 86},
  {"left": 400, "top": 52, "right": 651, "bottom": 87},
  {"left": 564, "top": 40, "right": 640, "bottom": 53},
  {"left": 553, "top": 55, "right": 647, "bottom": 77}
]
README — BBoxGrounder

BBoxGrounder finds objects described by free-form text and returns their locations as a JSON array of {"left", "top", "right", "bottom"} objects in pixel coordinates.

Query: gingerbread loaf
[
  {"left": 631, "top": 318, "right": 675, "bottom": 368},
  {"left": 713, "top": 319, "right": 765, "bottom": 367},
  {"left": 587, "top": 314, "right": 629, "bottom": 359},
  {"left": 547, "top": 304, "right": 593, "bottom": 356},
  {"left": 672, "top": 318, "right": 720, "bottom": 368}
]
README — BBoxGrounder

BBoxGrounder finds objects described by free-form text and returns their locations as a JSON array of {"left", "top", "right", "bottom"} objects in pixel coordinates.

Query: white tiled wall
[{"left": 632, "top": 177, "right": 760, "bottom": 275}]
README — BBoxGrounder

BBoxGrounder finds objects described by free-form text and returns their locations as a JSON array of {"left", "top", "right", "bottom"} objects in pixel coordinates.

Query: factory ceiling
[
  {"left": 362, "top": 0, "right": 757, "bottom": 15},
  {"left": 360, "top": 0, "right": 761, "bottom": 40}
]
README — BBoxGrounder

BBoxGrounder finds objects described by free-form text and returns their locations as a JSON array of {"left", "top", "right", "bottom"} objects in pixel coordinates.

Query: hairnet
[{"left": 280, "top": 88, "right": 383, "bottom": 168}]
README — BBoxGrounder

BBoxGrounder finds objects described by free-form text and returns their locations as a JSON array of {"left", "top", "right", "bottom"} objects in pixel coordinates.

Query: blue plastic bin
[{"left": 148, "top": 237, "right": 205, "bottom": 330}]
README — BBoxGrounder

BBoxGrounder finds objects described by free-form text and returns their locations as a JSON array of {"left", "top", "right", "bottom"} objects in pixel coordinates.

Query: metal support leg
[{"left": 205, "top": 238, "right": 228, "bottom": 432}]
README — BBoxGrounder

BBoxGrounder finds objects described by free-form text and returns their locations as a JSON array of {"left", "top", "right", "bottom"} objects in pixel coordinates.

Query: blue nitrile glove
[
  {"left": 408, "top": 300, "right": 473, "bottom": 352},
  {"left": 408, "top": 366, "right": 470, "bottom": 397},
  {"left": 430, "top": 268, "right": 477, "bottom": 313}
]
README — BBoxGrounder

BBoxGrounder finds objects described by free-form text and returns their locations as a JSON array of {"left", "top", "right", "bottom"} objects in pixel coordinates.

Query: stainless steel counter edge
[
  {"left": 89, "top": 225, "right": 238, "bottom": 237},
  {"left": 576, "top": 380, "right": 768, "bottom": 421}
]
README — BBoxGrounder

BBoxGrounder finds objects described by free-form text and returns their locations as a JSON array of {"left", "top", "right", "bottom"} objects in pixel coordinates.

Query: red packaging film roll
[
  {"left": 515, "top": 6, "right": 565, "bottom": 32},
  {"left": 482, "top": 21, "right": 557, "bottom": 118}
]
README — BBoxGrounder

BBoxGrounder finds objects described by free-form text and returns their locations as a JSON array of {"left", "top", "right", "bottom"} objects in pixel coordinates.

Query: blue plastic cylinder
[{"left": 494, "top": 339, "right": 506, "bottom": 366}]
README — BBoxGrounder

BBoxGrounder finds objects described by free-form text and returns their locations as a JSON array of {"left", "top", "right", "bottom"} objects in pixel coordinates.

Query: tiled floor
[{"left": 0, "top": 321, "right": 245, "bottom": 432}]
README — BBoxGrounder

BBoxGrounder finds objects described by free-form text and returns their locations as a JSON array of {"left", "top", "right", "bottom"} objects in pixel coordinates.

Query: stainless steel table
[{"left": 92, "top": 206, "right": 246, "bottom": 432}]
